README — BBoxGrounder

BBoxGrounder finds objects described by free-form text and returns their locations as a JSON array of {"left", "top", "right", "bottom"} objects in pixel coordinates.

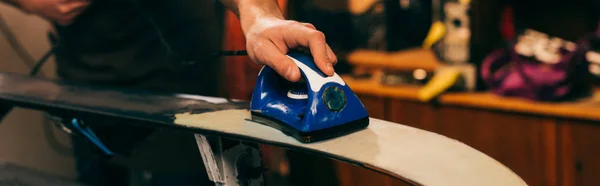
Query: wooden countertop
[
  {"left": 343, "top": 76, "right": 600, "bottom": 121},
  {"left": 346, "top": 48, "right": 440, "bottom": 72},
  {"left": 343, "top": 75, "right": 421, "bottom": 100},
  {"left": 440, "top": 92, "right": 600, "bottom": 121}
]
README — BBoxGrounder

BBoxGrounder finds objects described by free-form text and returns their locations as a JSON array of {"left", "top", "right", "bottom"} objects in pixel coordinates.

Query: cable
[
  {"left": 218, "top": 50, "right": 248, "bottom": 56},
  {"left": 0, "top": 14, "right": 43, "bottom": 76},
  {"left": 0, "top": 13, "right": 71, "bottom": 156},
  {"left": 29, "top": 47, "right": 55, "bottom": 76}
]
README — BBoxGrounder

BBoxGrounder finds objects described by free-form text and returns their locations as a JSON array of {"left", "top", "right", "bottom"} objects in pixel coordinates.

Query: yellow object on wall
[
  {"left": 422, "top": 21, "right": 446, "bottom": 49},
  {"left": 417, "top": 68, "right": 462, "bottom": 102}
]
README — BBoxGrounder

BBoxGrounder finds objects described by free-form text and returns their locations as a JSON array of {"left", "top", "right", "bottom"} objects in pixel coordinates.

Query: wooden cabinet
[
  {"left": 334, "top": 162, "right": 411, "bottom": 186},
  {"left": 386, "top": 100, "right": 438, "bottom": 131},
  {"left": 335, "top": 89, "right": 600, "bottom": 186},
  {"left": 357, "top": 95, "right": 387, "bottom": 120},
  {"left": 437, "top": 107, "right": 558, "bottom": 186},
  {"left": 557, "top": 120, "right": 600, "bottom": 186}
]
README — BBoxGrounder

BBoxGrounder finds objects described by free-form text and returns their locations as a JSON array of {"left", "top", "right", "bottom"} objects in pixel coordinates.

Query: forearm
[{"left": 219, "top": 0, "right": 284, "bottom": 33}]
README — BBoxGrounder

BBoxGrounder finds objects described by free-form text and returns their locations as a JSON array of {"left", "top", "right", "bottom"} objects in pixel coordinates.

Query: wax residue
[{"left": 174, "top": 109, "right": 250, "bottom": 128}]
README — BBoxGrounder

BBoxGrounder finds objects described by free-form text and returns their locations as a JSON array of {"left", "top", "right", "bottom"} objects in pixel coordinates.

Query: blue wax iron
[{"left": 249, "top": 52, "right": 370, "bottom": 143}]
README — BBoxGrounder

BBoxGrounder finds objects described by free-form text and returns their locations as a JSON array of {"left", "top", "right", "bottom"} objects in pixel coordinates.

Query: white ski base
[{"left": 174, "top": 109, "right": 527, "bottom": 186}]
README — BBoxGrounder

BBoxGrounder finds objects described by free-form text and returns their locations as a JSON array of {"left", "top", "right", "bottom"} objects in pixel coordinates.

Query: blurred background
[{"left": 1, "top": 0, "right": 600, "bottom": 186}]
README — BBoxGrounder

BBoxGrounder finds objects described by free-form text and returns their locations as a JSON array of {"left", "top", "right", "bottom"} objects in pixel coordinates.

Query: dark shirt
[
  {"left": 50, "top": 0, "right": 227, "bottom": 173},
  {"left": 52, "top": 0, "right": 225, "bottom": 96}
]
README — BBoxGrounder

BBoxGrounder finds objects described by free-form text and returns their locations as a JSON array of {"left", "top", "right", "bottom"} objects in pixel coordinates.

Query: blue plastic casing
[{"left": 250, "top": 52, "right": 369, "bottom": 134}]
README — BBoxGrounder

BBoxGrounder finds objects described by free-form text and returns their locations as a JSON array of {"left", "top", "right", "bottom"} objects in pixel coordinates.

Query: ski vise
[{"left": 195, "top": 135, "right": 265, "bottom": 186}]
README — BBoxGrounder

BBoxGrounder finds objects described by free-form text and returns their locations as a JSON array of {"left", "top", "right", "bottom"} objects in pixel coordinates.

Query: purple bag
[{"left": 481, "top": 30, "right": 592, "bottom": 101}]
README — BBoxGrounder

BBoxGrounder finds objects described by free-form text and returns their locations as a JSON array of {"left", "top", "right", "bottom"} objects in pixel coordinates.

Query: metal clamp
[{"left": 195, "top": 134, "right": 264, "bottom": 186}]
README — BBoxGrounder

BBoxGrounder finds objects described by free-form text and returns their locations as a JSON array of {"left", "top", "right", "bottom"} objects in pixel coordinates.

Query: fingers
[
  {"left": 55, "top": 1, "right": 90, "bottom": 25},
  {"left": 58, "top": 1, "right": 90, "bottom": 14},
  {"left": 301, "top": 23, "right": 337, "bottom": 66},
  {"left": 283, "top": 25, "right": 334, "bottom": 76},
  {"left": 302, "top": 23, "right": 316, "bottom": 30},
  {"left": 255, "top": 40, "right": 301, "bottom": 82},
  {"left": 306, "top": 30, "right": 335, "bottom": 76},
  {"left": 298, "top": 23, "right": 337, "bottom": 70},
  {"left": 246, "top": 20, "right": 338, "bottom": 81}
]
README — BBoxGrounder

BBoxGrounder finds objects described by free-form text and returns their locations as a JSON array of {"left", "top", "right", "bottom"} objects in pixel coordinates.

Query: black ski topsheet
[
  {"left": 0, "top": 72, "right": 375, "bottom": 173},
  {"left": 0, "top": 72, "right": 248, "bottom": 130},
  {"left": 0, "top": 72, "right": 378, "bottom": 173}
]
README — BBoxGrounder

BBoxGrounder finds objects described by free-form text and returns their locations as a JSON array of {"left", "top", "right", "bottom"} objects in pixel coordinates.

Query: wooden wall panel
[
  {"left": 557, "top": 120, "right": 600, "bottom": 186},
  {"left": 334, "top": 161, "right": 412, "bottom": 186},
  {"left": 334, "top": 161, "right": 355, "bottom": 186},
  {"left": 221, "top": 10, "right": 252, "bottom": 100},
  {"left": 386, "top": 100, "right": 438, "bottom": 132},
  {"left": 357, "top": 95, "right": 386, "bottom": 119},
  {"left": 437, "top": 107, "right": 557, "bottom": 186}
]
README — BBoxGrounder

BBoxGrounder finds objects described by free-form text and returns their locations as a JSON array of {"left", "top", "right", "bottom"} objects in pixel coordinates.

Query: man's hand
[
  {"left": 244, "top": 18, "right": 337, "bottom": 82},
  {"left": 221, "top": 0, "right": 337, "bottom": 82},
  {"left": 17, "top": 0, "right": 91, "bottom": 26}
]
